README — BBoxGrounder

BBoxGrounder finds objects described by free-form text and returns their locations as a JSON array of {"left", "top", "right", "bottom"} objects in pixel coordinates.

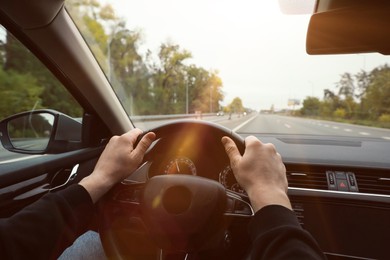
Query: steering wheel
[{"left": 98, "top": 120, "right": 254, "bottom": 259}]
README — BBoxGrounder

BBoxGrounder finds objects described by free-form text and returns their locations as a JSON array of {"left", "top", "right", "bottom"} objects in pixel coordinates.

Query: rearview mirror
[
  {"left": 306, "top": 1, "right": 390, "bottom": 55},
  {"left": 0, "top": 110, "right": 82, "bottom": 154}
]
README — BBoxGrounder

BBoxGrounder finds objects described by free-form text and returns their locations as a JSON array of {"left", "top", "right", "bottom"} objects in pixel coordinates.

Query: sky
[{"left": 105, "top": 0, "right": 389, "bottom": 111}]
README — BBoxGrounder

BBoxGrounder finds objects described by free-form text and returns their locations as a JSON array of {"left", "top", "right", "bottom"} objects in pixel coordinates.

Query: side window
[
  {"left": 0, "top": 27, "right": 82, "bottom": 118},
  {"left": 0, "top": 26, "right": 83, "bottom": 157}
]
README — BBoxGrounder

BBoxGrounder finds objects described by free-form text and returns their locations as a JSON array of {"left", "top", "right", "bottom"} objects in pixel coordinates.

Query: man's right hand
[{"left": 221, "top": 136, "right": 291, "bottom": 213}]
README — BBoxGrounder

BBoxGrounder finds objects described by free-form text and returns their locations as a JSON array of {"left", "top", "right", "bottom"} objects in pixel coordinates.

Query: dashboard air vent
[
  {"left": 354, "top": 172, "right": 390, "bottom": 195},
  {"left": 287, "top": 171, "right": 328, "bottom": 190}
]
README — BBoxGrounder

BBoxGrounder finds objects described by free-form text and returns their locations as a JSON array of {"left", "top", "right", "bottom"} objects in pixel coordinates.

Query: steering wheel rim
[
  {"left": 136, "top": 120, "right": 245, "bottom": 154},
  {"left": 98, "top": 120, "right": 251, "bottom": 259}
]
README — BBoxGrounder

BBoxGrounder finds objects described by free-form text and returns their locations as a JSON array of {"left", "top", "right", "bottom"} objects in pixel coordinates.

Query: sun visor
[
  {"left": 0, "top": 0, "right": 64, "bottom": 29},
  {"left": 306, "top": 3, "right": 390, "bottom": 55}
]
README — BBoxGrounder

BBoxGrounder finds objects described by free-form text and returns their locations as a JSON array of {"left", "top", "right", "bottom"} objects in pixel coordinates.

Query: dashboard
[
  {"left": 143, "top": 133, "right": 390, "bottom": 198},
  {"left": 139, "top": 133, "right": 390, "bottom": 259}
]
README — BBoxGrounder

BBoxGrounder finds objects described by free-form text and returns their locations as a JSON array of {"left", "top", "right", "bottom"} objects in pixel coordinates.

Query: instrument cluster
[{"left": 218, "top": 165, "right": 246, "bottom": 195}]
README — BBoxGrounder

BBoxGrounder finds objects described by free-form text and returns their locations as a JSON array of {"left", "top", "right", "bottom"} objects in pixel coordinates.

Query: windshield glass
[{"left": 66, "top": 0, "right": 390, "bottom": 139}]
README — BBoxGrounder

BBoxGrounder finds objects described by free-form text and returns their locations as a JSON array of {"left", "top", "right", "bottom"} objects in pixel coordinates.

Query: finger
[
  {"left": 263, "top": 143, "right": 277, "bottom": 153},
  {"left": 245, "top": 135, "right": 260, "bottom": 144},
  {"left": 131, "top": 132, "right": 156, "bottom": 160},
  {"left": 244, "top": 135, "right": 263, "bottom": 150},
  {"left": 122, "top": 128, "right": 143, "bottom": 146},
  {"left": 221, "top": 136, "right": 241, "bottom": 167}
]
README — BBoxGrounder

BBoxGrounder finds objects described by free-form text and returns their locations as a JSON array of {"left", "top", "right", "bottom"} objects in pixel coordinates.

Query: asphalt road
[
  {"left": 2, "top": 114, "right": 390, "bottom": 164},
  {"left": 228, "top": 114, "right": 390, "bottom": 139}
]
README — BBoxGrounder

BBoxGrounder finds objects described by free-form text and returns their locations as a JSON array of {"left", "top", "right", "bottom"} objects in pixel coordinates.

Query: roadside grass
[{"left": 298, "top": 116, "right": 390, "bottom": 129}]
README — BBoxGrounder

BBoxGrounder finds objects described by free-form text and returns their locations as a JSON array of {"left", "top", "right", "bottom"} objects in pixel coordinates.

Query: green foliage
[
  {"left": 83, "top": 15, "right": 108, "bottom": 51},
  {"left": 299, "top": 63, "right": 390, "bottom": 129},
  {"left": 1, "top": 0, "right": 237, "bottom": 122},
  {"left": 228, "top": 97, "right": 244, "bottom": 113},
  {"left": 364, "top": 65, "right": 390, "bottom": 118},
  {"left": 333, "top": 108, "right": 346, "bottom": 119},
  {"left": 300, "top": 97, "right": 320, "bottom": 116},
  {"left": 0, "top": 30, "right": 83, "bottom": 118},
  {"left": 69, "top": 1, "right": 228, "bottom": 115},
  {"left": 0, "top": 68, "right": 43, "bottom": 119},
  {"left": 337, "top": 72, "right": 355, "bottom": 98},
  {"left": 378, "top": 113, "right": 390, "bottom": 123}
]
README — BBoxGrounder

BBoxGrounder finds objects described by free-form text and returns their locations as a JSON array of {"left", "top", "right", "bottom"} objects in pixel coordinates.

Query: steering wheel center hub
[
  {"left": 163, "top": 186, "right": 192, "bottom": 214},
  {"left": 142, "top": 174, "right": 227, "bottom": 251}
]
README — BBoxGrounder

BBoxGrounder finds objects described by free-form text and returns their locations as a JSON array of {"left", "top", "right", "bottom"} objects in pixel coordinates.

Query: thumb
[{"left": 221, "top": 136, "right": 241, "bottom": 169}]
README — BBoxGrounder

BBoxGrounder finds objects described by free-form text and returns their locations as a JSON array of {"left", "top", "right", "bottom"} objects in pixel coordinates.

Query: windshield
[{"left": 66, "top": 0, "right": 390, "bottom": 139}]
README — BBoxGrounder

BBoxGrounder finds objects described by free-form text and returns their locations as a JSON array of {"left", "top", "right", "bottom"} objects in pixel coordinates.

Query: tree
[
  {"left": 363, "top": 65, "right": 390, "bottom": 118},
  {"left": 320, "top": 89, "right": 340, "bottom": 117},
  {"left": 300, "top": 97, "right": 320, "bottom": 116},
  {"left": 355, "top": 70, "right": 370, "bottom": 98},
  {"left": 208, "top": 71, "right": 224, "bottom": 113},
  {"left": 151, "top": 43, "right": 192, "bottom": 114},
  {"left": 0, "top": 30, "right": 82, "bottom": 117},
  {"left": 65, "top": 0, "right": 226, "bottom": 116},
  {"left": 335, "top": 72, "right": 360, "bottom": 117},
  {"left": 0, "top": 68, "right": 43, "bottom": 119},
  {"left": 187, "top": 65, "right": 209, "bottom": 113},
  {"left": 109, "top": 28, "right": 149, "bottom": 114},
  {"left": 228, "top": 97, "right": 244, "bottom": 113},
  {"left": 336, "top": 72, "right": 355, "bottom": 99}
]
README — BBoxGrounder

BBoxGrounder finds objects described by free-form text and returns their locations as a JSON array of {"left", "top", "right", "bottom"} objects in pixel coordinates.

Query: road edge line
[{"left": 232, "top": 115, "right": 258, "bottom": 132}]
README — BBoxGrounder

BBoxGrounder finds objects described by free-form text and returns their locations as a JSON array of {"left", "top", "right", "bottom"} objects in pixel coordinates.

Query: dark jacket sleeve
[
  {"left": 247, "top": 205, "right": 326, "bottom": 260},
  {"left": 0, "top": 184, "right": 94, "bottom": 260}
]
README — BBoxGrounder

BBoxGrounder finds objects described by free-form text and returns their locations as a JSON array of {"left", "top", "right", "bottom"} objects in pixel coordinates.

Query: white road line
[
  {"left": 333, "top": 126, "right": 339, "bottom": 129},
  {"left": 359, "top": 132, "right": 370, "bottom": 136},
  {"left": 324, "top": 124, "right": 329, "bottom": 128},
  {"left": 232, "top": 115, "right": 258, "bottom": 132},
  {"left": 284, "top": 123, "right": 291, "bottom": 129},
  {"left": 0, "top": 154, "right": 42, "bottom": 164},
  {"left": 344, "top": 129, "right": 352, "bottom": 132},
  {"left": 383, "top": 136, "right": 390, "bottom": 140}
]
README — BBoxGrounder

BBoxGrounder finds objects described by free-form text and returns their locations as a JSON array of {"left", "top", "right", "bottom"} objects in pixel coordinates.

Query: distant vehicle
[{"left": 217, "top": 111, "right": 224, "bottom": 116}]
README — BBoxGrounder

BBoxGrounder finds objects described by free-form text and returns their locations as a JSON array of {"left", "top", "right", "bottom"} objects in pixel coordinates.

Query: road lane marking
[
  {"left": 333, "top": 126, "right": 339, "bottom": 129},
  {"left": 324, "top": 124, "right": 329, "bottom": 127},
  {"left": 383, "top": 137, "right": 390, "bottom": 140},
  {"left": 232, "top": 115, "right": 258, "bottom": 132},
  {"left": 0, "top": 154, "right": 42, "bottom": 164},
  {"left": 344, "top": 129, "right": 352, "bottom": 132},
  {"left": 359, "top": 132, "right": 370, "bottom": 136},
  {"left": 284, "top": 123, "right": 291, "bottom": 129}
]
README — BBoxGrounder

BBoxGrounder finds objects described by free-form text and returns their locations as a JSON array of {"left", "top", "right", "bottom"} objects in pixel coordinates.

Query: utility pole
[
  {"left": 209, "top": 85, "right": 212, "bottom": 113},
  {"left": 186, "top": 83, "right": 189, "bottom": 114}
]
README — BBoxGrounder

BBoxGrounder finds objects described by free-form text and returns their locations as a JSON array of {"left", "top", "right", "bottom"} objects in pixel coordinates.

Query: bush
[
  {"left": 333, "top": 108, "right": 346, "bottom": 119},
  {"left": 379, "top": 113, "right": 390, "bottom": 123}
]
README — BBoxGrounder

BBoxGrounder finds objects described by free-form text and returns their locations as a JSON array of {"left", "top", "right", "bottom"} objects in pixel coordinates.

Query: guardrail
[{"left": 130, "top": 113, "right": 217, "bottom": 122}]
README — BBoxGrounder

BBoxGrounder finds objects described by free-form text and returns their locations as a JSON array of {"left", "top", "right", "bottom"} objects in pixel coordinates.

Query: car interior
[{"left": 0, "top": 0, "right": 389, "bottom": 259}]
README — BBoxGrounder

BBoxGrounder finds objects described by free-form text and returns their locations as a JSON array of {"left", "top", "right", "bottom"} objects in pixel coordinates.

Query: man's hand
[
  {"left": 221, "top": 136, "right": 291, "bottom": 212},
  {"left": 80, "top": 129, "right": 156, "bottom": 203}
]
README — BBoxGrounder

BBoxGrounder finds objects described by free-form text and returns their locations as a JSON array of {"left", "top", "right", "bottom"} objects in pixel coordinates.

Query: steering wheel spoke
[
  {"left": 225, "top": 190, "right": 254, "bottom": 217},
  {"left": 112, "top": 182, "right": 145, "bottom": 204},
  {"left": 109, "top": 161, "right": 152, "bottom": 204}
]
